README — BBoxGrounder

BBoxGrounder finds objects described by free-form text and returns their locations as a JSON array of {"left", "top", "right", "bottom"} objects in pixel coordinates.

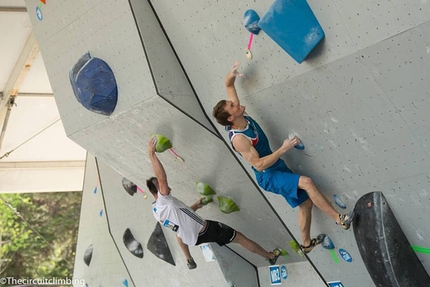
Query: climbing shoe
[
  {"left": 268, "top": 248, "right": 282, "bottom": 265},
  {"left": 300, "top": 236, "right": 324, "bottom": 254},
  {"left": 187, "top": 257, "right": 197, "bottom": 270},
  {"left": 338, "top": 211, "right": 355, "bottom": 230}
]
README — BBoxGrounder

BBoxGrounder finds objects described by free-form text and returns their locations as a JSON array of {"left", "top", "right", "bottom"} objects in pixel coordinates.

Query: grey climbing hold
[
  {"left": 83, "top": 244, "right": 93, "bottom": 266},
  {"left": 123, "top": 228, "right": 143, "bottom": 258},
  {"left": 122, "top": 178, "right": 137, "bottom": 196},
  {"left": 147, "top": 222, "right": 175, "bottom": 266}
]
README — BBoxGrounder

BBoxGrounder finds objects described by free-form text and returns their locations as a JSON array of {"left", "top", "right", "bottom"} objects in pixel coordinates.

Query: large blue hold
[
  {"left": 69, "top": 52, "right": 118, "bottom": 116},
  {"left": 258, "top": 0, "right": 325, "bottom": 63}
]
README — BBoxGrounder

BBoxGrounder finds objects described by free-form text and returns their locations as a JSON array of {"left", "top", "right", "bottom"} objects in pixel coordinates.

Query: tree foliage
[{"left": 0, "top": 192, "right": 82, "bottom": 279}]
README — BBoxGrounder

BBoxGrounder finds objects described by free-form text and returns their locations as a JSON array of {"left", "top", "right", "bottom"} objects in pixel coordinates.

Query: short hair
[
  {"left": 146, "top": 177, "right": 158, "bottom": 196},
  {"left": 212, "top": 100, "right": 232, "bottom": 126}
]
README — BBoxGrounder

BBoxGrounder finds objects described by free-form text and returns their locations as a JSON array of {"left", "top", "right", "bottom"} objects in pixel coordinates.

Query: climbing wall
[
  {"left": 73, "top": 154, "right": 134, "bottom": 287},
  {"left": 27, "top": 0, "right": 430, "bottom": 286},
  {"left": 148, "top": 0, "right": 430, "bottom": 286}
]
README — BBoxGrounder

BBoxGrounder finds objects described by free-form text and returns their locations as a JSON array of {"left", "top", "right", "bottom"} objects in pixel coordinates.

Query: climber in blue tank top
[{"left": 213, "top": 61, "right": 355, "bottom": 254}]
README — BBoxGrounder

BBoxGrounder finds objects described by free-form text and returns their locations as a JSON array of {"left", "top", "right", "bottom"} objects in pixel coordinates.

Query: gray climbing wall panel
[
  {"left": 95, "top": 158, "right": 229, "bottom": 286},
  {"left": 26, "top": 0, "right": 430, "bottom": 286},
  {"left": 129, "top": 0, "right": 216, "bottom": 135},
  {"left": 73, "top": 154, "right": 134, "bottom": 287}
]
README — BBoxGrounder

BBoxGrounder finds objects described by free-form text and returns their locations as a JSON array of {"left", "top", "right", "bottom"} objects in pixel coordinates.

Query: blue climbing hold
[
  {"left": 258, "top": 0, "right": 325, "bottom": 63},
  {"left": 99, "top": 209, "right": 103, "bottom": 217},
  {"left": 322, "top": 236, "right": 335, "bottom": 250},
  {"left": 289, "top": 133, "right": 305, "bottom": 150},
  {"left": 69, "top": 52, "right": 118, "bottom": 116},
  {"left": 333, "top": 194, "right": 346, "bottom": 209},
  {"left": 122, "top": 279, "right": 128, "bottom": 287},
  {"left": 93, "top": 187, "right": 97, "bottom": 194},
  {"left": 243, "top": 10, "right": 261, "bottom": 35}
]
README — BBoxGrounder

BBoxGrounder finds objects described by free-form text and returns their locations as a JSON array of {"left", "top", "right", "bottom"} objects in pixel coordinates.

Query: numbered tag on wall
[{"left": 269, "top": 265, "right": 281, "bottom": 285}]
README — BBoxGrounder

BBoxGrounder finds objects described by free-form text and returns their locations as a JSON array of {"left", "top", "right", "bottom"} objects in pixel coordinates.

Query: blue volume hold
[
  {"left": 243, "top": 10, "right": 261, "bottom": 35},
  {"left": 333, "top": 194, "right": 347, "bottom": 209}
]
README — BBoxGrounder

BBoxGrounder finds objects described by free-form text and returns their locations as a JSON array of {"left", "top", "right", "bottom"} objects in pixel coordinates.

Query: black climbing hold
[
  {"left": 83, "top": 244, "right": 93, "bottom": 266},
  {"left": 123, "top": 228, "right": 144, "bottom": 258},
  {"left": 353, "top": 191, "right": 430, "bottom": 286},
  {"left": 122, "top": 178, "right": 137, "bottom": 196},
  {"left": 147, "top": 222, "right": 175, "bottom": 266}
]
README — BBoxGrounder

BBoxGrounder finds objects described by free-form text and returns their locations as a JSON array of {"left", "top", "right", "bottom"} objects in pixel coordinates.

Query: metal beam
[
  {"left": 0, "top": 7, "right": 27, "bottom": 13},
  {"left": 1, "top": 30, "right": 39, "bottom": 108},
  {"left": 0, "top": 31, "right": 39, "bottom": 149},
  {"left": 0, "top": 97, "right": 16, "bottom": 151},
  {"left": 16, "top": 93, "right": 54, "bottom": 98},
  {"left": 0, "top": 160, "right": 86, "bottom": 169}
]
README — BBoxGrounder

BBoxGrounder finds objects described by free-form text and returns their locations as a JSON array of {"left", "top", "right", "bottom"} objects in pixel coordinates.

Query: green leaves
[{"left": 0, "top": 192, "right": 81, "bottom": 278}]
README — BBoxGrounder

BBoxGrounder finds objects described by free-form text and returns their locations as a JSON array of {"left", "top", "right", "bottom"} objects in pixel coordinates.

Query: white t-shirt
[{"left": 152, "top": 192, "right": 205, "bottom": 246}]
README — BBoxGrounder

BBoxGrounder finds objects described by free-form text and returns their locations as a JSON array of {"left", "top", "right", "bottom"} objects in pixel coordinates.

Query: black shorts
[{"left": 195, "top": 220, "right": 237, "bottom": 246}]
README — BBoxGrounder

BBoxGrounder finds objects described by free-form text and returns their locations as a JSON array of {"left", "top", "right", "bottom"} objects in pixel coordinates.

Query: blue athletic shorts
[{"left": 254, "top": 159, "right": 309, "bottom": 208}]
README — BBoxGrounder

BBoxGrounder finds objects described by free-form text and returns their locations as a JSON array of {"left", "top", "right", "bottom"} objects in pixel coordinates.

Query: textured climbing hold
[
  {"left": 83, "top": 244, "right": 93, "bottom": 266},
  {"left": 150, "top": 134, "right": 173, "bottom": 153},
  {"left": 147, "top": 222, "right": 175, "bottom": 266},
  {"left": 288, "top": 133, "right": 305, "bottom": 150},
  {"left": 353, "top": 191, "right": 430, "bottom": 285},
  {"left": 289, "top": 240, "right": 304, "bottom": 257},
  {"left": 69, "top": 52, "right": 118, "bottom": 115},
  {"left": 217, "top": 196, "right": 240, "bottom": 214},
  {"left": 243, "top": 10, "right": 261, "bottom": 35},
  {"left": 200, "top": 195, "right": 213, "bottom": 205},
  {"left": 258, "top": 0, "right": 325, "bottom": 63},
  {"left": 322, "top": 235, "right": 335, "bottom": 250},
  {"left": 123, "top": 228, "right": 144, "bottom": 258},
  {"left": 196, "top": 182, "right": 216, "bottom": 195},
  {"left": 122, "top": 177, "right": 137, "bottom": 196},
  {"left": 333, "top": 194, "right": 346, "bottom": 209}
]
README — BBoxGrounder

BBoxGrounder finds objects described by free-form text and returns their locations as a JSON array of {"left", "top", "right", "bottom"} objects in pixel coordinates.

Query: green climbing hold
[
  {"left": 150, "top": 134, "right": 172, "bottom": 153},
  {"left": 217, "top": 196, "right": 240, "bottom": 214},
  {"left": 200, "top": 196, "right": 213, "bottom": 205},
  {"left": 289, "top": 240, "right": 304, "bottom": 257},
  {"left": 196, "top": 182, "right": 216, "bottom": 195}
]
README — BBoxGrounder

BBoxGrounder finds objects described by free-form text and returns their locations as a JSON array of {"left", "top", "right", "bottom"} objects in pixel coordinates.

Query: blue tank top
[{"left": 226, "top": 115, "right": 273, "bottom": 159}]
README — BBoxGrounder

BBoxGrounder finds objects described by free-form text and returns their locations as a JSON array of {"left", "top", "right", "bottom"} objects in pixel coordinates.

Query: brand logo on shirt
[{"left": 163, "top": 219, "right": 179, "bottom": 232}]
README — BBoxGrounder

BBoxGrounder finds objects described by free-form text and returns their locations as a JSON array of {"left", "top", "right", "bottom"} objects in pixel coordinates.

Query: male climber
[
  {"left": 212, "top": 61, "right": 355, "bottom": 254},
  {"left": 147, "top": 136, "right": 282, "bottom": 269}
]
